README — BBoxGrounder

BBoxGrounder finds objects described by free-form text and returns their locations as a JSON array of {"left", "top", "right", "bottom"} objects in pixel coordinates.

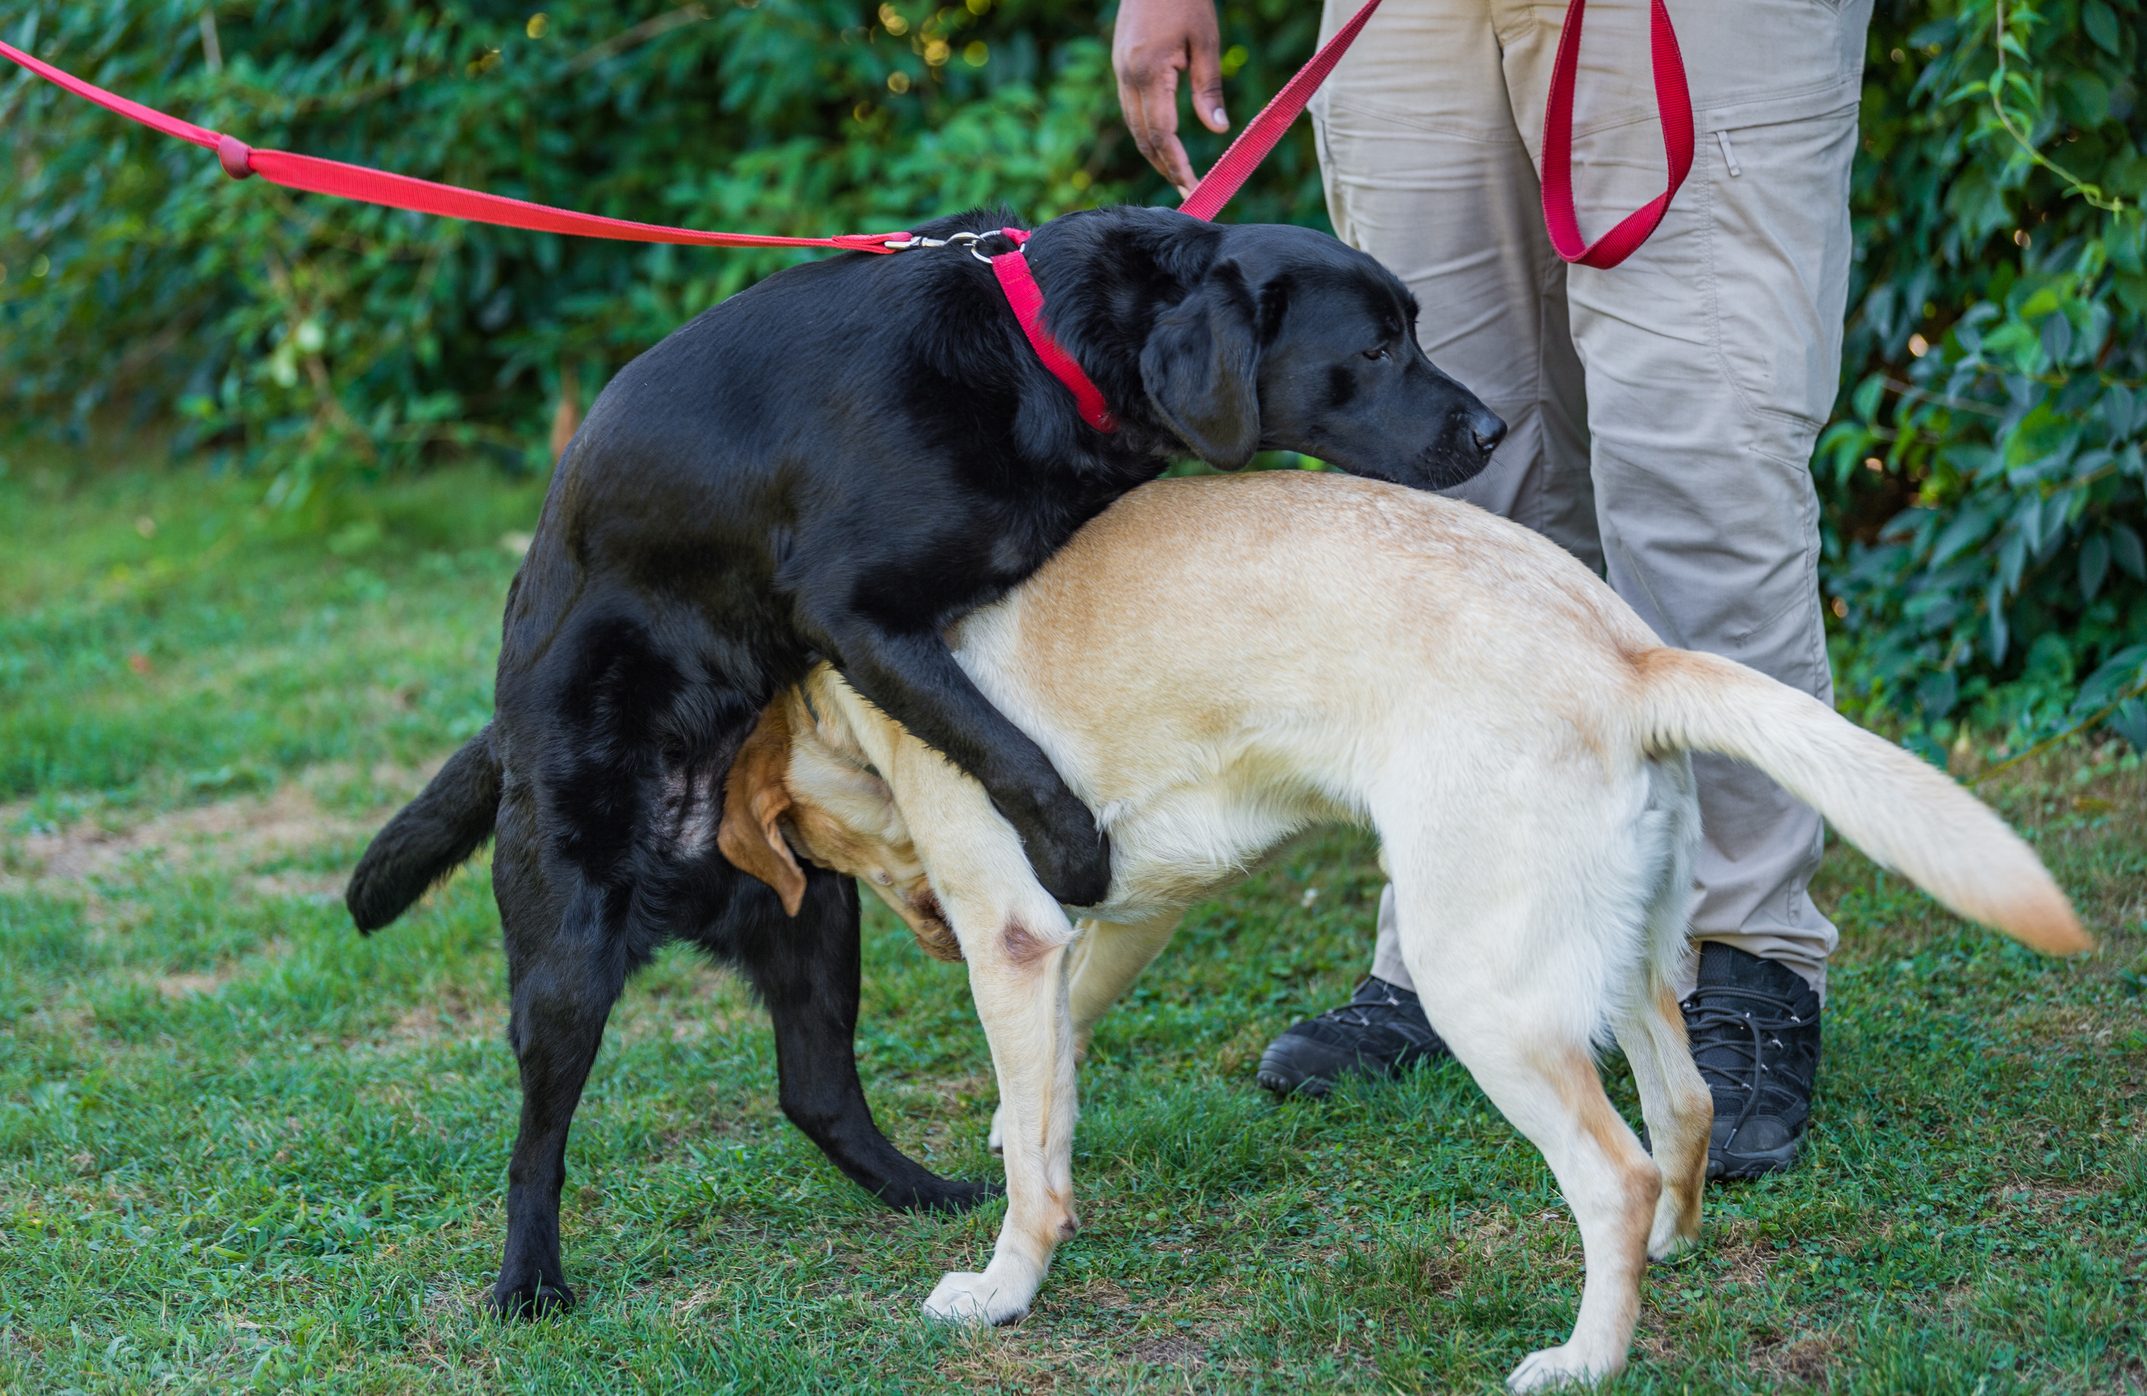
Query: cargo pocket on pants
[{"left": 1702, "top": 101, "right": 1860, "bottom": 465}]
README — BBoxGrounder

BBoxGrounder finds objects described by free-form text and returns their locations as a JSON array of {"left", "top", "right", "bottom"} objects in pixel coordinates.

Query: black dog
[{"left": 346, "top": 204, "right": 1501, "bottom": 1317}]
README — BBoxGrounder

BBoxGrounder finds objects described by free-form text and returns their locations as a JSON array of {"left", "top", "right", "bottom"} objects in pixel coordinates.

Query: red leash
[
  {"left": 0, "top": 0, "right": 1690, "bottom": 426},
  {"left": 0, "top": 36, "right": 912, "bottom": 254},
  {"left": 1174, "top": 0, "right": 1389, "bottom": 222}
]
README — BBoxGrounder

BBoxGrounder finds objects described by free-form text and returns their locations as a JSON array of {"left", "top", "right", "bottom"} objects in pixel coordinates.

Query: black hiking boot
[
  {"left": 1256, "top": 976, "right": 1448, "bottom": 1098},
  {"left": 1682, "top": 943, "right": 1822, "bottom": 1179}
]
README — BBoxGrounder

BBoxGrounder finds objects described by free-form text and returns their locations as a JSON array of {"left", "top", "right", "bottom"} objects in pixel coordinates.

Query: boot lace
[
  {"left": 1310, "top": 979, "right": 1440, "bottom": 1051},
  {"left": 1681, "top": 987, "right": 1816, "bottom": 1139}
]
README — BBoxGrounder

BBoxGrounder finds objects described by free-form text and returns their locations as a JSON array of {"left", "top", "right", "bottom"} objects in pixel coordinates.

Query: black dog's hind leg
[
  {"left": 815, "top": 619, "right": 1111, "bottom": 906},
  {"left": 488, "top": 803, "right": 626, "bottom": 1318},
  {"left": 734, "top": 864, "right": 997, "bottom": 1211}
]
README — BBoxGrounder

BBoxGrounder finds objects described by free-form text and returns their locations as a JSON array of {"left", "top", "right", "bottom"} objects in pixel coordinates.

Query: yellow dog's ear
[{"left": 719, "top": 702, "right": 806, "bottom": 916}]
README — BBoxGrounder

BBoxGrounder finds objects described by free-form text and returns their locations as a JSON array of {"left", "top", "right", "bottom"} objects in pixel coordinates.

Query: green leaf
[
  {"left": 2083, "top": 0, "right": 2122, "bottom": 56},
  {"left": 1916, "top": 667, "right": 1959, "bottom": 718},
  {"left": 2111, "top": 222, "right": 2147, "bottom": 276},
  {"left": 2079, "top": 533, "right": 2111, "bottom": 601},
  {"left": 2104, "top": 385, "right": 2139, "bottom": 439},
  {"left": 1931, "top": 506, "right": 1999, "bottom": 567},
  {"left": 2019, "top": 286, "right": 2064, "bottom": 320},
  {"left": 1998, "top": 526, "right": 2028, "bottom": 594},
  {"left": 2058, "top": 70, "right": 2110, "bottom": 127},
  {"left": 2039, "top": 313, "right": 2073, "bottom": 365},
  {"left": 1852, "top": 373, "right": 1887, "bottom": 422},
  {"left": 2078, "top": 645, "right": 2147, "bottom": 710},
  {"left": 2110, "top": 698, "right": 2147, "bottom": 752},
  {"left": 2111, "top": 524, "right": 2146, "bottom": 581}
]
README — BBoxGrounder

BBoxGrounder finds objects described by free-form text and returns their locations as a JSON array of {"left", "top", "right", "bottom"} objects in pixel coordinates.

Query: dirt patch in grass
[
  {"left": 610, "top": 961, "right": 760, "bottom": 1050},
  {"left": 246, "top": 868, "right": 348, "bottom": 901},
  {"left": 1999, "top": 1001, "right": 2136, "bottom": 1070},
  {"left": 1986, "top": 1181, "right": 2112, "bottom": 1229},
  {"left": 1128, "top": 1334, "right": 1209, "bottom": 1369},
  {"left": 385, "top": 997, "right": 496, "bottom": 1047},
  {"left": 401, "top": 1291, "right": 497, "bottom": 1373},
  {"left": 916, "top": 1271, "right": 1253, "bottom": 1390},
  {"left": 1705, "top": 1223, "right": 1783, "bottom": 1291},
  {"left": 1, "top": 753, "right": 457, "bottom": 904},
  {"left": 125, "top": 936, "right": 291, "bottom": 1002},
  {"left": 5, "top": 783, "right": 371, "bottom": 892},
  {"left": 1752, "top": 1328, "right": 1846, "bottom": 1385},
  {"left": 935, "top": 1326, "right": 1093, "bottom": 1393},
  {"left": 155, "top": 969, "right": 227, "bottom": 999}
]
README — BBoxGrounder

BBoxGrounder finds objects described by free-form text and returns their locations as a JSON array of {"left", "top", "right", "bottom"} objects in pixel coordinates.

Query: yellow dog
[{"left": 721, "top": 471, "right": 2086, "bottom": 1391}]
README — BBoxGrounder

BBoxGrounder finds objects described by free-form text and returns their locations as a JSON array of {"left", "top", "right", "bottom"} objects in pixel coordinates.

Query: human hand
[{"left": 1113, "top": 0, "right": 1231, "bottom": 197}]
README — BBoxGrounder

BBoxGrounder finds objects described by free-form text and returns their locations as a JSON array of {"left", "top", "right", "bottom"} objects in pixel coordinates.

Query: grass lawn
[{"left": 3, "top": 445, "right": 2143, "bottom": 1394}]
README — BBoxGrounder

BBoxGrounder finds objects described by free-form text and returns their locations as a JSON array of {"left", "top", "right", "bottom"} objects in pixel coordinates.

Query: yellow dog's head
[{"left": 717, "top": 680, "right": 962, "bottom": 961}]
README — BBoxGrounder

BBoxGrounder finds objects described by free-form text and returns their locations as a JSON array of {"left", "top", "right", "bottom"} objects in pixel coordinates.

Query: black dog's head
[{"left": 1138, "top": 223, "right": 1503, "bottom": 486}]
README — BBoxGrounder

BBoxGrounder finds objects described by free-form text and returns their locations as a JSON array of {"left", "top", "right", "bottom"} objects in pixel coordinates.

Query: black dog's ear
[{"left": 1139, "top": 260, "right": 1261, "bottom": 470}]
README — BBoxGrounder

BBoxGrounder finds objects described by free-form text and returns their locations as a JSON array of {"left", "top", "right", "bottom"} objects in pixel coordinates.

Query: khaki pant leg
[
  {"left": 1495, "top": 0, "right": 1874, "bottom": 995},
  {"left": 1315, "top": 0, "right": 1594, "bottom": 998}
]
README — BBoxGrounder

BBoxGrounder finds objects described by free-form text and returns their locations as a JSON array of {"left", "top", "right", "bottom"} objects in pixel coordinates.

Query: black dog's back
[{"left": 550, "top": 209, "right": 1150, "bottom": 640}]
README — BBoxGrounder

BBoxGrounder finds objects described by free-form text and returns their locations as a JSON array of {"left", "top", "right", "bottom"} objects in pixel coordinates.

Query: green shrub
[
  {"left": 2, "top": 0, "right": 2142, "bottom": 753},
  {"left": 1825, "top": 0, "right": 2146, "bottom": 759},
  {"left": 0, "top": 1, "right": 1319, "bottom": 491}
]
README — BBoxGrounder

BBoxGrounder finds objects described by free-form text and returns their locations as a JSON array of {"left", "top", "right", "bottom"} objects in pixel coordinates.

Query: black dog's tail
[{"left": 346, "top": 727, "right": 503, "bottom": 933}]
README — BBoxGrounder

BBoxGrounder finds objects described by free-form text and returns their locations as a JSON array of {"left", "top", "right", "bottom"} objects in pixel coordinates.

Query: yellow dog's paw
[
  {"left": 1647, "top": 1210, "right": 1699, "bottom": 1261},
  {"left": 922, "top": 1270, "right": 1030, "bottom": 1326},
  {"left": 1506, "top": 1343, "right": 1619, "bottom": 1392}
]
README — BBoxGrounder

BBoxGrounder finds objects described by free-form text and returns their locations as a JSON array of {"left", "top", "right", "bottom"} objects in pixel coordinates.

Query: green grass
[{"left": 3, "top": 446, "right": 2143, "bottom": 1393}]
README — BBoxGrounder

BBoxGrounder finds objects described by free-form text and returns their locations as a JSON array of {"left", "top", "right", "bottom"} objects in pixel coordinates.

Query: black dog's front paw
[
  {"left": 1016, "top": 794, "right": 1112, "bottom": 907},
  {"left": 486, "top": 1274, "right": 576, "bottom": 1321},
  {"left": 1035, "top": 833, "right": 1112, "bottom": 908},
  {"left": 889, "top": 1176, "right": 1004, "bottom": 1215}
]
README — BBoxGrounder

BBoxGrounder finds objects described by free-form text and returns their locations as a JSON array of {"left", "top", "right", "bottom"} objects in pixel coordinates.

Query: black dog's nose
[{"left": 1470, "top": 409, "right": 1508, "bottom": 456}]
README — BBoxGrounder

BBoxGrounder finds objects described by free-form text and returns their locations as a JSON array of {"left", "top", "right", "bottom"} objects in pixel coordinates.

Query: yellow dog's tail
[{"left": 1630, "top": 648, "right": 2089, "bottom": 955}]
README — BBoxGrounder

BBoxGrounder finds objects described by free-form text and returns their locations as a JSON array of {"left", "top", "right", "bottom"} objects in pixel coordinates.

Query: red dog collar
[{"left": 986, "top": 229, "right": 1118, "bottom": 433}]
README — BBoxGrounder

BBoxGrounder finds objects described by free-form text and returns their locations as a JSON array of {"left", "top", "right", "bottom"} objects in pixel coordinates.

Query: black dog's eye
[{"left": 1362, "top": 347, "right": 1392, "bottom": 362}]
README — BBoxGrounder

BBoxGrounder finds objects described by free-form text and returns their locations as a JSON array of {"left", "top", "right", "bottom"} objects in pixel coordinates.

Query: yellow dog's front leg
[
  {"left": 988, "top": 911, "right": 1182, "bottom": 1156},
  {"left": 925, "top": 910, "right": 1081, "bottom": 1325},
  {"left": 815, "top": 678, "right": 1091, "bottom": 1328}
]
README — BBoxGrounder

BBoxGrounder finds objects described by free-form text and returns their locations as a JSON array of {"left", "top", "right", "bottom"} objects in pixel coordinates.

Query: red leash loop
[
  {"left": 1538, "top": 0, "right": 1694, "bottom": 269},
  {"left": 0, "top": 36, "right": 912, "bottom": 254},
  {"left": 1178, "top": 0, "right": 1694, "bottom": 271}
]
